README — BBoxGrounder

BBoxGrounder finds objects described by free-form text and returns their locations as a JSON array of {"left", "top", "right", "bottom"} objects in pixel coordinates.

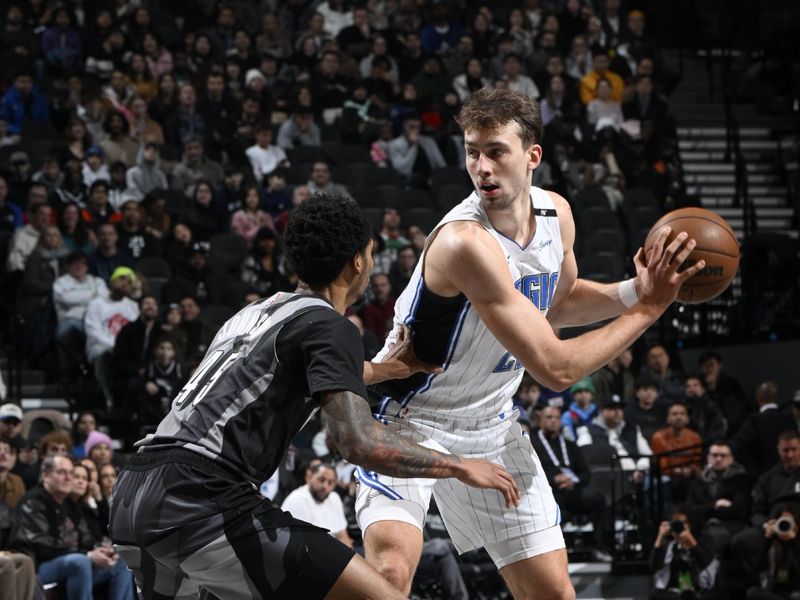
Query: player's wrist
[{"left": 619, "top": 278, "right": 640, "bottom": 308}]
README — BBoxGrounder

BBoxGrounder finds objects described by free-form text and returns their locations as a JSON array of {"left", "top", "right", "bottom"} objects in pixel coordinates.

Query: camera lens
[
  {"left": 776, "top": 517, "right": 792, "bottom": 533},
  {"left": 670, "top": 520, "right": 685, "bottom": 534}
]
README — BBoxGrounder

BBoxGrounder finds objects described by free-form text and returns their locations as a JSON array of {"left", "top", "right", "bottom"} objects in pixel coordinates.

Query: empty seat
[
  {"left": 287, "top": 146, "right": 327, "bottom": 165},
  {"left": 406, "top": 207, "right": 440, "bottom": 233},
  {"left": 381, "top": 188, "right": 434, "bottom": 209},
  {"left": 161, "top": 189, "right": 191, "bottom": 216},
  {"left": 331, "top": 144, "right": 371, "bottom": 165},
  {"left": 348, "top": 163, "right": 403, "bottom": 187},
  {"left": 580, "top": 229, "right": 626, "bottom": 255},
  {"left": 286, "top": 163, "right": 311, "bottom": 185},
  {"left": 209, "top": 233, "right": 248, "bottom": 278},
  {"left": 319, "top": 123, "right": 342, "bottom": 142},
  {"left": 627, "top": 206, "right": 662, "bottom": 231},
  {"left": 435, "top": 184, "right": 473, "bottom": 211},
  {"left": 362, "top": 208, "right": 385, "bottom": 233},
  {"left": 574, "top": 187, "right": 611, "bottom": 211},
  {"left": 135, "top": 257, "right": 173, "bottom": 280},
  {"left": 623, "top": 187, "right": 660, "bottom": 212},
  {"left": 576, "top": 206, "right": 623, "bottom": 235},
  {"left": 577, "top": 254, "right": 624, "bottom": 283},
  {"left": 225, "top": 280, "right": 253, "bottom": 309},
  {"left": 430, "top": 166, "right": 471, "bottom": 188},
  {"left": 199, "top": 304, "right": 234, "bottom": 329},
  {"left": 350, "top": 188, "right": 387, "bottom": 209}
]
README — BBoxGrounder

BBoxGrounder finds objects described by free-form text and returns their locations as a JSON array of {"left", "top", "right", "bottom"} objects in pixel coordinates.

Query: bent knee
[
  {"left": 373, "top": 558, "right": 414, "bottom": 593},
  {"left": 63, "top": 553, "right": 92, "bottom": 573}
]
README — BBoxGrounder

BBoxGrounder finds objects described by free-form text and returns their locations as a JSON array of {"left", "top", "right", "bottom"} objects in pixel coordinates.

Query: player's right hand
[
  {"left": 637, "top": 227, "right": 706, "bottom": 310},
  {"left": 455, "top": 459, "right": 521, "bottom": 509}
]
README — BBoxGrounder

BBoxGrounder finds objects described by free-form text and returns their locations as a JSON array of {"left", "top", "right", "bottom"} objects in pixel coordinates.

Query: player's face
[
  {"left": 350, "top": 239, "right": 375, "bottom": 303},
  {"left": 464, "top": 122, "right": 541, "bottom": 212}
]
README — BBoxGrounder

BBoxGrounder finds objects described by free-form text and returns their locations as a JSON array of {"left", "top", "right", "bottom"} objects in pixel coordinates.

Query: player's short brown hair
[{"left": 455, "top": 87, "right": 543, "bottom": 148}]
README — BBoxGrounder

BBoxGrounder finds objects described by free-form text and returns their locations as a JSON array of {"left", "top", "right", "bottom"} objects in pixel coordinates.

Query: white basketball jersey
[{"left": 374, "top": 186, "right": 564, "bottom": 421}]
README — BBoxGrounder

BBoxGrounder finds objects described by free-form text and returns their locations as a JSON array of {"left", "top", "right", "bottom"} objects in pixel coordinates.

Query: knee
[
  {"left": 63, "top": 552, "right": 92, "bottom": 575},
  {"left": 372, "top": 555, "right": 415, "bottom": 594},
  {"left": 518, "top": 585, "right": 576, "bottom": 600}
]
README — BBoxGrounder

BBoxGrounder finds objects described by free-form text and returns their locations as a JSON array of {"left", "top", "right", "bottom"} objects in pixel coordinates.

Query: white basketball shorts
[{"left": 354, "top": 410, "right": 565, "bottom": 563}]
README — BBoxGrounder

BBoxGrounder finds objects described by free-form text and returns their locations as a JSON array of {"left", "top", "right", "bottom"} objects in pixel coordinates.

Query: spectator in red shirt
[{"left": 359, "top": 273, "right": 395, "bottom": 342}]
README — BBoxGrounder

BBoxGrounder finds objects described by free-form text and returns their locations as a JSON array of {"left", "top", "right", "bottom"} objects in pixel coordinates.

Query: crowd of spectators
[{"left": 0, "top": 1, "right": 794, "bottom": 599}]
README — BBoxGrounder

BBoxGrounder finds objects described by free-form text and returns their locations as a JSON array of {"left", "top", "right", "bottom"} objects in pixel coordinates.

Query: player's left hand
[{"left": 382, "top": 325, "right": 443, "bottom": 380}]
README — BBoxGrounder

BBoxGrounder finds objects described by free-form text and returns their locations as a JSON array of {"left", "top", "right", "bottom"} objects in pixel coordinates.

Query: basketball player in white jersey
[{"left": 355, "top": 87, "right": 705, "bottom": 598}]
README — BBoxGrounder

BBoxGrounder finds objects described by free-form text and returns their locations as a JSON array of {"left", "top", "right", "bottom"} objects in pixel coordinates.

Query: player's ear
[{"left": 527, "top": 144, "right": 543, "bottom": 171}]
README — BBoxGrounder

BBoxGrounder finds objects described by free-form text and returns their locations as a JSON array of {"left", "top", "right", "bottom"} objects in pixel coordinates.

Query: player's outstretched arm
[
  {"left": 429, "top": 221, "right": 703, "bottom": 391},
  {"left": 320, "top": 390, "right": 520, "bottom": 508}
]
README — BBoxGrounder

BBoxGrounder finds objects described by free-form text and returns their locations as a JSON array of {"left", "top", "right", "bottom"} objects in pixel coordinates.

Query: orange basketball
[{"left": 643, "top": 207, "right": 740, "bottom": 304}]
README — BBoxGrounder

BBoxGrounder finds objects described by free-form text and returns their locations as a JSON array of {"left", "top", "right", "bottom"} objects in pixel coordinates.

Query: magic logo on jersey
[{"left": 493, "top": 272, "right": 559, "bottom": 373}]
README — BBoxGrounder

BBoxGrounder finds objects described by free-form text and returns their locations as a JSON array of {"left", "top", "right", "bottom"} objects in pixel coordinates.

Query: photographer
[
  {"left": 651, "top": 510, "right": 720, "bottom": 599},
  {"left": 746, "top": 506, "right": 800, "bottom": 600},
  {"left": 732, "top": 430, "right": 800, "bottom": 585}
]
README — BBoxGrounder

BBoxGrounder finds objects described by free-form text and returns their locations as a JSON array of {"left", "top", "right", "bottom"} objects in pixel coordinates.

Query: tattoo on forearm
[{"left": 322, "top": 391, "right": 460, "bottom": 478}]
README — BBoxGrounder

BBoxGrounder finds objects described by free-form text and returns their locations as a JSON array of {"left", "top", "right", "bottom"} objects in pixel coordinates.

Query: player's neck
[
  {"left": 486, "top": 192, "right": 534, "bottom": 248},
  {"left": 296, "top": 282, "right": 347, "bottom": 315}
]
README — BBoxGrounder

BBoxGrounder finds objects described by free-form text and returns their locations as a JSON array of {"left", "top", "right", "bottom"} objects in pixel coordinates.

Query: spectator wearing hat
[
  {"left": 171, "top": 136, "right": 224, "bottom": 194},
  {"left": 0, "top": 404, "right": 23, "bottom": 444},
  {"left": 6, "top": 196, "right": 50, "bottom": 273},
  {"left": 83, "top": 431, "right": 113, "bottom": 469},
  {"left": 53, "top": 252, "right": 108, "bottom": 371},
  {"left": 125, "top": 143, "right": 167, "bottom": 200},
  {"left": 0, "top": 433, "right": 25, "bottom": 508},
  {"left": 625, "top": 375, "right": 668, "bottom": 443},
  {"left": 116, "top": 199, "right": 161, "bottom": 260},
  {"left": 163, "top": 242, "right": 227, "bottom": 306},
  {"left": 276, "top": 108, "right": 322, "bottom": 150},
  {"left": 651, "top": 402, "right": 704, "bottom": 506},
  {"left": 561, "top": 377, "right": 599, "bottom": 443},
  {"left": 81, "top": 146, "right": 110, "bottom": 188},
  {"left": 532, "top": 406, "right": 612, "bottom": 561},
  {"left": 84, "top": 266, "right": 139, "bottom": 408},
  {"left": 586, "top": 394, "right": 652, "bottom": 482},
  {"left": 246, "top": 123, "right": 288, "bottom": 183},
  {"left": 388, "top": 114, "right": 446, "bottom": 188},
  {"left": 1, "top": 70, "right": 50, "bottom": 136}
]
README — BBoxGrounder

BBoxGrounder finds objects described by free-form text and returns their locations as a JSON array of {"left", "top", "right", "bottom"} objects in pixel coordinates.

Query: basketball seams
[{"left": 646, "top": 215, "right": 739, "bottom": 255}]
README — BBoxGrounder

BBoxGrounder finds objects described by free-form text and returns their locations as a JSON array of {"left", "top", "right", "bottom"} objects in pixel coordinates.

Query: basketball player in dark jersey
[{"left": 109, "top": 194, "right": 520, "bottom": 599}]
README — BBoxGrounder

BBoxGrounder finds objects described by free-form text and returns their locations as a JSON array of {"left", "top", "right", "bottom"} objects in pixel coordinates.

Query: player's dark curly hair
[{"left": 284, "top": 193, "right": 371, "bottom": 287}]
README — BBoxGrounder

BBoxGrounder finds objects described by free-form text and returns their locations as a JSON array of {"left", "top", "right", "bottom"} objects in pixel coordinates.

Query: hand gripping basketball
[{"left": 635, "top": 227, "right": 706, "bottom": 309}]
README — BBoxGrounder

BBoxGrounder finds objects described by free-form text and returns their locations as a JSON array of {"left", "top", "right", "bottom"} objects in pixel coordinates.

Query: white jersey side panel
[{"left": 375, "top": 186, "right": 564, "bottom": 421}]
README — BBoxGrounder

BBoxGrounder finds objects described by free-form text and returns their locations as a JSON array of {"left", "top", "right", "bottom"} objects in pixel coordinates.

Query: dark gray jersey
[{"left": 136, "top": 292, "right": 368, "bottom": 483}]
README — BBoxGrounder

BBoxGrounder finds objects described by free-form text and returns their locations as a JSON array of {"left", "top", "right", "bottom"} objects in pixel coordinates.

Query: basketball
[{"left": 643, "top": 207, "right": 740, "bottom": 304}]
